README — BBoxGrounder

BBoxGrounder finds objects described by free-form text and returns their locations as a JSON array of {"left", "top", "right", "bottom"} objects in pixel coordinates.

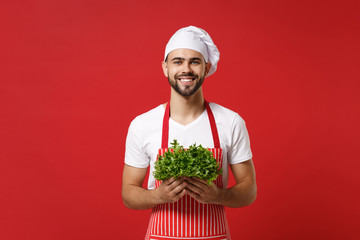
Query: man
[{"left": 122, "top": 26, "right": 257, "bottom": 240}]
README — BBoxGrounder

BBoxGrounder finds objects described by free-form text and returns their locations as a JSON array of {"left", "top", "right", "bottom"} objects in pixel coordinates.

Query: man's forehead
[{"left": 168, "top": 48, "right": 205, "bottom": 61}]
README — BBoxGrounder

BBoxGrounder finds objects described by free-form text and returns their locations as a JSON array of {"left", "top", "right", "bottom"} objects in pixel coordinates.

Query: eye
[
  {"left": 191, "top": 60, "right": 200, "bottom": 65},
  {"left": 173, "top": 61, "right": 182, "bottom": 65}
]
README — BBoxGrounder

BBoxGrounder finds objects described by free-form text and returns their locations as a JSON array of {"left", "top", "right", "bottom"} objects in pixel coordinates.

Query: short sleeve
[
  {"left": 124, "top": 117, "right": 150, "bottom": 168},
  {"left": 227, "top": 114, "right": 253, "bottom": 164}
]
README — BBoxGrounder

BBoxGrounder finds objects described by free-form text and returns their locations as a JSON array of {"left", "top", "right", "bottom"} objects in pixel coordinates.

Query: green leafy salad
[{"left": 153, "top": 140, "right": 222, "bottom": 185}]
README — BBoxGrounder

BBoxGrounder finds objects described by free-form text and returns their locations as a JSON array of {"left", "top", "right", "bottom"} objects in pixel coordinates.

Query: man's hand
[
  {"left": 184, "top": 177, "right": 223, "bottom": 204},
  {"left": 154, "top": 177, "right": 188, "bottom": 204},
  {"left": 122, "top": 165, "right": 189, "bottom": 209},
  {"left": 184, "top": 160, "right": 257, "bottom": 208}
]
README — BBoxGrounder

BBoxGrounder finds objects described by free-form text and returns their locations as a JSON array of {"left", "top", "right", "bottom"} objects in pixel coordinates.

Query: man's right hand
[
  {"left": 122, "top": 165, "right": 188, "bottom": 210},
  {"left": 154, "top": 177, "right": 188, "bottom": 204}
]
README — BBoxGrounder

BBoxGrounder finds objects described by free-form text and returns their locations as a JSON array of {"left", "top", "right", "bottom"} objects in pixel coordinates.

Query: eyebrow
[{"left": 170, "top": 57, "right": 203, "bottom": 62}]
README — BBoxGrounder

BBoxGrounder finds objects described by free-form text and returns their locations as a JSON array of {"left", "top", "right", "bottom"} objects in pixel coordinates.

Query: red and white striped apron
[{"left": 145, "top": 101, "right": 231, "bottom": 240}]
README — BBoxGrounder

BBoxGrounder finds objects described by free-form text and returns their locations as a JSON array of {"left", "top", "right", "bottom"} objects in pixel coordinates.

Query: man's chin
[
  {"left": 176, "top": 86, "right": 201, "bottom": 97},
  {"left": 176, "top": 90, "right": 194, "bottom": 97},
  {"left": 169, "top": 77, "right": 204, "bottom": 97}
]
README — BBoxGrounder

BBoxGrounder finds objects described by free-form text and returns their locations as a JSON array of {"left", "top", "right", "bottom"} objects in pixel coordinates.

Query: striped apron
[{"left": 145, "top": 101, "right": 231, "bottom": 240}]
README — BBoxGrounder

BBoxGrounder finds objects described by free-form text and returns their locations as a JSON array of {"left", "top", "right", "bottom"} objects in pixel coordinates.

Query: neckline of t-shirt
[{"left": 159, "top": 104, "right": 208, "bottom": 130}]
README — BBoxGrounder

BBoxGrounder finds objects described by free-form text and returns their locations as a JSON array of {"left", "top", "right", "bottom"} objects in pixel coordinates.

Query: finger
[
  {"left": 192, "top": 177, "right": 208, "bottom": 184},
  {"left": 171, "top": 180, "right": 187, "bottom": 194},
  {"left": 162, "top": 177, "right": 181, "bottom": 190},
  {"left": 170, "top": 177, "right": 185, "bottom": 189},
  {"left": 176, "top": 189, "right": 187, "bottom": 200},
  {"left": 186, "top": 177, "right": 207, "bottom": 189},
  {"left": 186, "top": 190, "right": 202, "bottom": 202},
  {"left": 185, "top": 181, "right": 203, "bottom": 195},
  {"left": 163, "top": 177, "right": 177, "bottom": 185}
]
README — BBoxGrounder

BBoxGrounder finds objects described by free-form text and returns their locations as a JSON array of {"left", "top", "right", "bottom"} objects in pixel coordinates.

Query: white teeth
[{"left": 180, "top": 79, "right": 193, "bottom": 82}]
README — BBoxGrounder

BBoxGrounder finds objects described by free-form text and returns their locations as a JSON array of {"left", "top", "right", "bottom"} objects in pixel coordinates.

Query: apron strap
[
  {"left": 161, "top": 100, "right": 220, "bottom": 148},
  {"left": 205, "top": 101, "right": 220, "bottom": 148},
  {"left": 161, "top": 102, "right": 170, "bottom": 149}
]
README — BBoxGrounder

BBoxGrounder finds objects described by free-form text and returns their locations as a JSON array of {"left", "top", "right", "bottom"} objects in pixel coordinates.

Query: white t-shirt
[{"left": 124, "top": 102, "right": 253, "bottom": 189}]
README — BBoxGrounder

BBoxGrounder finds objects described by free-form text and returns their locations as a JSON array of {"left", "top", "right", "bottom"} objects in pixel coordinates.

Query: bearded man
[{"left": 122, "top": 26, "right": 257, "bottom": 240}]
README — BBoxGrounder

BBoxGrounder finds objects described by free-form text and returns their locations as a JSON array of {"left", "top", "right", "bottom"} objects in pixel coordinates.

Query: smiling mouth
[
  {"left": 177, "top": 75, "right": 197, "bottom": 82},
  {"left": 178, "top": 78, "right": 194, "bottom": 82}
]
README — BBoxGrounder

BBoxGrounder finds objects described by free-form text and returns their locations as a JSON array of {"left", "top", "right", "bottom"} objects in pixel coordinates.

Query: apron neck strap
[
  {"left": 161, "top": 102, "right": 170, "bottom": 149},
  {"left": 161, "top": 100, "right": 220, "bottom": 148}
]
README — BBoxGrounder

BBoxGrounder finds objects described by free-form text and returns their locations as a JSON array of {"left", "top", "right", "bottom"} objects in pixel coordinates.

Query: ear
[
  {"left": 205, "top": 62, "right": 212, "bottom": 76},
  {"left": 162, "top": 61, "right": 169, "bottom": 77}
]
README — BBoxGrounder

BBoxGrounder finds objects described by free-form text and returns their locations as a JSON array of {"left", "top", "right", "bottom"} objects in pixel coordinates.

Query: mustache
[{"left": 175, "top": 73, "right": 198, "bottom": 78}]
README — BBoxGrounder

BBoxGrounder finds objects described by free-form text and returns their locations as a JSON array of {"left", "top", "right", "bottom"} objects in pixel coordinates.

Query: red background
[{"left": 1, "top": 0, "right": 359, "bottom": 239}]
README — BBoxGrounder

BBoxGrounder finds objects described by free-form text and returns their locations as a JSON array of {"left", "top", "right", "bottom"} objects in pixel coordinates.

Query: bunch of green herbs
[{"left": 153, "top": 140, "right": 222, "bottom": 185}]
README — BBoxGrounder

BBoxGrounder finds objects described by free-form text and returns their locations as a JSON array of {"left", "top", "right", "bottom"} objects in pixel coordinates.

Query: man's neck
[{"left": 168, "top": 88, "right": 206, "bottom": 126}]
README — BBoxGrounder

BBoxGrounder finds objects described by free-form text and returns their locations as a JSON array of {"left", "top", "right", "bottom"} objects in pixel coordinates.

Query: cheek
[
  {"left": 168, "top": 68, "right": 178, "bottom": 78},
  {"left": 197, "top": 66, "right": 206, "bottom": 76}
]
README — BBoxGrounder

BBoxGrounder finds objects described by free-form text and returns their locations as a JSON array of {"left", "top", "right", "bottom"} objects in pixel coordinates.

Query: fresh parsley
[{"left": 153, "top": 139, "right": 222, "bottom": 185}]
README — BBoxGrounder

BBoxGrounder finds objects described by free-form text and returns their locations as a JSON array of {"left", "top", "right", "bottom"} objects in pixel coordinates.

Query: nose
[{"left": 182, "top": 61, "right": 192, "bottom": 73}]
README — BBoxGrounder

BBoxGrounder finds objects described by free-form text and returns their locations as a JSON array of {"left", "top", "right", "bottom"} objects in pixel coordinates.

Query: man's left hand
[{"left": 185, "top": 177, "right": 223, "bottom": 205}]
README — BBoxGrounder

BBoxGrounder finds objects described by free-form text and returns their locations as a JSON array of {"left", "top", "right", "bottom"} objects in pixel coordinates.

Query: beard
[{"left": 168, "top": 73, "right": 205, "bottom": 97}]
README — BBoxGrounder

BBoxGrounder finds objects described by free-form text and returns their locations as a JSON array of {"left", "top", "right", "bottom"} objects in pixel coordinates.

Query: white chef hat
[{"left": 164, "top": 26, "right": 220, "bottom": 77}]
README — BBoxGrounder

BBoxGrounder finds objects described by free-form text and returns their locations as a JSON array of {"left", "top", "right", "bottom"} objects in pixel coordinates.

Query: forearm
[
  {"left": 122, "top": 184, "right": 161, "bottom": 210},
  {"left": 217, "top": 179, "right": 257, "bottom": 208}
]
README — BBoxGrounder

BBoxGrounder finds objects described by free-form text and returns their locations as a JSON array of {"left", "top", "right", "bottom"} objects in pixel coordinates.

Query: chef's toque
[{"left": 164, "top": 26, "right": 220, "bottom": 77}]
